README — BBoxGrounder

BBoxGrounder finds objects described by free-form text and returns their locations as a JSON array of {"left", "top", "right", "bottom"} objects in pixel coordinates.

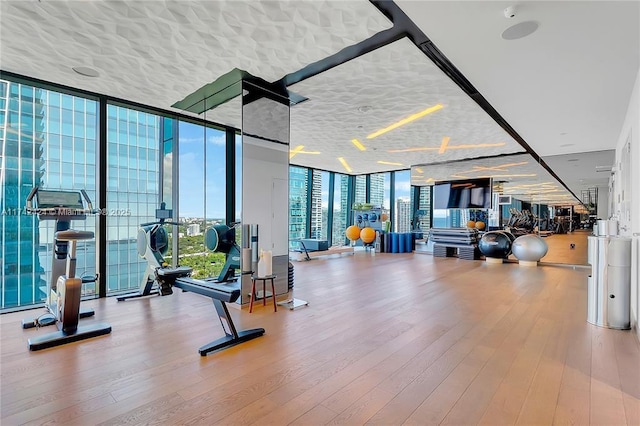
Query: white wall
[
  {"left": 242, "top": 139, "right": 289, "bottom": 256},
  {"left": 613, "top": 66, "right": 640, "bottom": 339}
]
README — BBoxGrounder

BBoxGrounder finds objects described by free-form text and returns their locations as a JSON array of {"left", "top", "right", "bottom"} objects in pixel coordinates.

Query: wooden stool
[{"left": 249, "top": 274, "right": 277, "bottom": 313}]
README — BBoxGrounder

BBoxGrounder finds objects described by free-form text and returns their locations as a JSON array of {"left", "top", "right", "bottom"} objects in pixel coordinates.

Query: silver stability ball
[{"left": 512, "top": 234, "right": 548, "bottom": 262}]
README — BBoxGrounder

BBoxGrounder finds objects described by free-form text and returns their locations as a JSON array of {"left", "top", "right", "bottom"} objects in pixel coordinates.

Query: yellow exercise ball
[
  {"left": 346, "top": 225, "right": 361, "bottom": 241},
  {"left": 467, "top": 220, "right": 476, "bottom": 229},
  {"left": 360, "top": 227, "right": 376, "bottom": 244},
  {"left": 475, "top": 221, "right": 486, "bottom": 230}
]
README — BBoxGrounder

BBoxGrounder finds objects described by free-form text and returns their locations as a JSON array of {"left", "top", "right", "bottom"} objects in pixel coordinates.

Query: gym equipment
[
  {"left": 205, "top": 223, "right": 242, "bottom": 282},
  {"left": 136, "top": 218, "right": 264, "bottom": 355},
  {"left": 22, "top": 187, "right": 111, "bottom": 351},
  {"left": 360, "top": 227, "right": 376, "bottom": 244},
  {"left": 466, "top": 220, "right": 476, "bottom": 229},
  {"left": 117, "top": 203, "right": 190, "bottom": 300},
  {"left": 346, "top": 225, "right": 361, "bottom": 241},
  {"left": 479, "top": 231, "right": 512, "bottom": 259},
  {"left": 475, "top": 221, "right": 486, "bottom": 231},
  {"left": 512, "top": 234, "right": 548, "bottom": 265}
]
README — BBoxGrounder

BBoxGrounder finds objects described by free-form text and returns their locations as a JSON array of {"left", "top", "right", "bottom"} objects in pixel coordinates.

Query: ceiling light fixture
[
  {"left": 415, "top": 167, "right": 424, "bottom": 174},
  {"left": 438, "top": 137, "right": 450, "bottom": 154},
  {"left": 289, "top": 145, "right": 304, "bottom": 159},
  {"left": 367, "top": 104, "right": 443, "bottom": 139},
  {"left": 72, "top": 66, "right": 100, "bottom": 78},
  {"left": 477, "top": 174, "right": 537, "bottom": 178},
  {"left": 351, "top": 139, "right": 366, "bottom": 151},
  {"left": 338, "top": 157, "right": 352, "bottom": 173},
  {"left": 377, "top": 161, "right": 403, "bottom": 166},
  {"left": 387, "top": 141, "right": 505, "bottom": 153}
]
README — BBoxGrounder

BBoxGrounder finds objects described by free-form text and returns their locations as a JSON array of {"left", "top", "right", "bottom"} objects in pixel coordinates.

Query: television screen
[{"left": 433, "top": 178, "right": 492, "bottom": 209}]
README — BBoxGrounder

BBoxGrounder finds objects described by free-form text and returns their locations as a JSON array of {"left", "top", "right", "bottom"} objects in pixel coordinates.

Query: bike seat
[{"left": 55, "top": 230, "right": 95, "bottom": 241}]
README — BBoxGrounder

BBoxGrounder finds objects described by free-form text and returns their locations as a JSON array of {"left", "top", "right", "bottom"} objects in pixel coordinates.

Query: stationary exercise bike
[{"left": 22, "top": 187, "right": 111, "bottom": 351}]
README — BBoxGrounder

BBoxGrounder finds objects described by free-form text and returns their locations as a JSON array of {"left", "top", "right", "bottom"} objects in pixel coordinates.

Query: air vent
[{"left": 595, "top": 165, "right": 613, "bottom": 173}]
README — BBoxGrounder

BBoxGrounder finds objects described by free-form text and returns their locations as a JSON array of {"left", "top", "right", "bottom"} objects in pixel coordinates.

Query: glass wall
[
  {"left": 176, "top": 122, "right": 227, "bottom": 279},
  {"left": 331, "top": 173, "right": 349, "bottom": 246},
  {"left": 0, "top": 80, "right": 98, "bottom": 308},
  {"left": 394, "top": 170, "right": 411, "bottom": 232},
  {"left": 416, "top": 186, "right": 432, "bottom": 231},
  {"left": 310, "top": 170, "right": 329, "bottom": 240},
  {"left": 354, "top": 175, "right": 366, "bottom": 204},
  {"left": 105, "top": 105, "right": 160, "bottom": 294},
  {"left": 289, "top": 166, "right": 308, "bottom": 243}
]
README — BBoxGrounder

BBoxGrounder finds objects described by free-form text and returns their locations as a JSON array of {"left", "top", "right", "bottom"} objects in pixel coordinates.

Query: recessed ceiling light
[
  {"left": 501, "top": 21, "right": 539, "bottom": 40},
  {"left": 357, "top": 106, "right": 373, "bottom": 113},
  {"left": 72, "top": 66, "right": 100, "bottom": 77},
  {"left": 560, "top": 143, "right": 575, "bottom": 147},
  {"left": 337, "top": 157, "right": 352, "bottom": 173},
  {"left": 367, "top": 104, "right": 443, "bottom": 139},
  {"left": 567, "top": 159, "right": 579, "bottom": 162},
  {"left": 560, "top": 132, "right": 568, "bottom": 136},
  {"left": 351, "top": 139, "right": 366, "bottom": 151}
]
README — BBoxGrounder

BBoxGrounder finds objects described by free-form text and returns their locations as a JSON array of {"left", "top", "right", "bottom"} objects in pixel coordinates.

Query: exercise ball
[
  {"left": 346, "top": 225, "right": 361, "bottom": 241},
  {"left": 479, "top": 231, "right": 512, "bottom": 259},
  {"left": 466, "top": 220, "right": 476, "bottom": 229},
  {"left": 360, "top": 227, "right": 376, "bottom": 244},
  {"left": 475, "top": 221, "right": 486, "bottom": 230},
  {"left": 381, "top": 213, "right": 388, "bottom": 222},
  {"left": 512, "top": 234, "right": 548, "bottom": 265}
]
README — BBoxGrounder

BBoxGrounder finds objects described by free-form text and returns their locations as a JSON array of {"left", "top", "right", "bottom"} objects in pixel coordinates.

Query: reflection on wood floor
[
  {"left": 531, "top": 229, "right": 590, "bottom": 266},
  {"left": 2, "top": 251, "right": 638, "bottom": 425}
]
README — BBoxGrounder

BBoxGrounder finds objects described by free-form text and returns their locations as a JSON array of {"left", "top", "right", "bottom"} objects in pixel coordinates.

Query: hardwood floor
[{"left": 1, "top": 252, "right": 638, "bottom": 425}]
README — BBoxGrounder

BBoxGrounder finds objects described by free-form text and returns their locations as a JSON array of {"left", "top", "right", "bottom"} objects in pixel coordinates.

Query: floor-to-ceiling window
[
  {"left": 105, "top": 105, "right": 160, "bottom": 294},
  {"left": 394, "top": 170, "right": 411, "bottom": 232},
  {"left": 310, "top": 170, "right": 329, "bottom": 240},
  {"left": 354, "top": 175, "right": 366, "bottom": 204},
  {"left": 0, "top": 80, "right": 98, "bottom": 308},
  {"left": 416, "top": 186, "right": 432, "bottom": 231},
  {"left": 332, "top": 173, "right": 349, "bottom": 246},
  {"left": 176, "top": 122, "right": 227, "bottom": 279},
  {"left": 289, "top": 166, "right": 308, "bottom": 244}
]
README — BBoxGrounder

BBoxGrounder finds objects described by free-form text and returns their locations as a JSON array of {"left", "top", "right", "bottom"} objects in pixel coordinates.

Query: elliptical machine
[{"left": 22, "top": 187, "right": 111, "bottom": 351}]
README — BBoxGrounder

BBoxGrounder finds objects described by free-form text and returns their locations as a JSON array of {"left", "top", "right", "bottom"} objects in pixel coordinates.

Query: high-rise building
[
  {"left": 369, "top": 173, "right": 385, "bottom": 207},
  {"left": 289, "top": 166, "right": 308, "bottom": 244},
  {"left": 395, "top": 197, "right": 412, "bottom": 232},
  {"left": 354, "top": 175, "right": 366, "bottom": 203},
  {"left": 0, "top": 81, "right": 98, "bottom": 309},
  {"left": 310, "top": 170, "right": 323, "bottom": 239},
  {"left": 0, "top": 79, "right": 162, "bottom": 309}
]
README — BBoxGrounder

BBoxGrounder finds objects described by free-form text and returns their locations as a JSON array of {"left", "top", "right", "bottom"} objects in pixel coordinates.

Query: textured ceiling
[
  {"left": 288, "top": 38, "right": 525, "bottom": 174},
  {"left": 411, "top": 154, "right": 579, "bottom": 205},
  {"left": 1, "top": 0, "right": 630, "bottom": 206},
  {"left": 0, "top": 0, "right": 391, "bottom": 115}
]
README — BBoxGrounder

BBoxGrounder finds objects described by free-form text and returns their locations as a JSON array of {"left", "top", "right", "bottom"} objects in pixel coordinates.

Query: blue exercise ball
[
  {"left": 512, "top": 234, "right": 548, "bottom": 262},
  {"left": 479, "top": 231, "right": 512, "bottom": 259}
]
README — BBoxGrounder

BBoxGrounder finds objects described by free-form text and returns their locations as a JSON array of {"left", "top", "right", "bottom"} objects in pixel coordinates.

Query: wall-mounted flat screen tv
[{"left": 433, "top": 178, "right": 492, "bottom": 209}]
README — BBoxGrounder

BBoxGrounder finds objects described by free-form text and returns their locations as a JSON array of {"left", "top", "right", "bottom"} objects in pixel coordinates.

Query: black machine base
[
  {"left": 22, "top": 307, "right": 95, "bottom": 329},
  {"left": 116, "top": 289, "right": 160, "bottom": 301},
  {"left": 198, "top": 327, "right": 265, "bottom": 356},
  {"left": 28, "top": 322, "right": 112, "bottom": 351}
]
